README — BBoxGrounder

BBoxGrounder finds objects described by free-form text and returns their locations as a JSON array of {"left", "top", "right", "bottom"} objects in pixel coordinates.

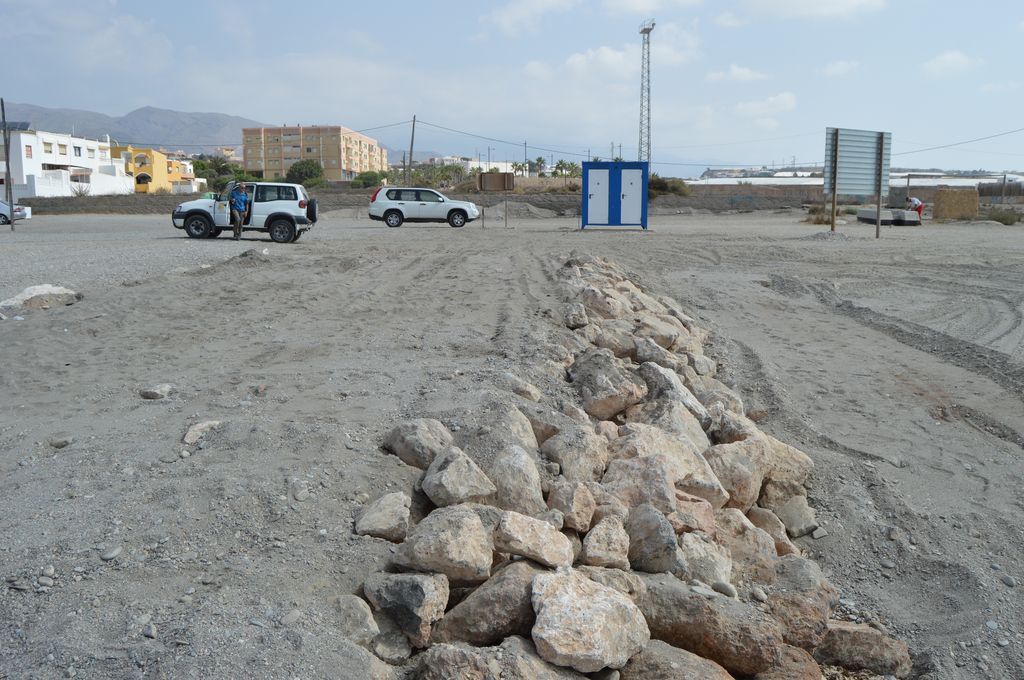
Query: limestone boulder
[
  {"left": 767, "top": 555, "right": 838, "bottom": 651},
  {"left": 623, "top": 398, "right": 710, "bottom": 454},
  {"left": 812, "top": 621, "right": 911, "bottom": 678},
  {"left": 580, "top": 285, "right": 631, "bottom": 319},
  {"left": 564, "top": 302, "right": 590, "bottom": 330},
  {"left": 715, "top": 509, "right": 778, "bottom": 586},
  {"left": 384, "top": 418, "right": 454, "bottom": 469},
  {"left": 540, "top": 426, "right": 610, "bottom": 483},
  {"left": 547, "top": 481, "right": 596, "bottom": 532},
  {"left": 635, "top": 362, "right": 711, "bottom": 427},
  {"left": 494, "top": 511, "right": 574, "bottom": 568},
  {"left": 580, "top": 516, "right": 630, "bottom": 570},
  {"left": 685, "top": 351, "right": 717, "bottom": 377},
  {"left": 531, "top": 567, "right": 650, "bottom": 673},
  {"left": 678, "top": 531, "right": 732, "bottom": 585},
  {"left": 620, "top": 639, "right": 733, "bottom": 680},
  {"left": 609, "top": 423, "right": 726, "bottom": 509},
  {"left": 520, "top": 405, "right": 578, "bottom": 447},
  {"left": 634, "top": 337, "right": 683, "bottom": 372},
  {"left": 576, "top": 566, "right": 647, "bottom": 603},
  {"left": 334, "top": 594, "right": 380, "bottom": 647},
  {"left": 625, "top": 504, "right": 689, "bottom": 578},
  {"left": 489, "top": 446, "right": 548, "bottom": 517},
  {"left": 363, "top": 572, "right": 449, "bottom": 648},
  {"left": 759, "top": 480, "right": 818, "bottom": 538},
  {"left": 355, "top": 492, "right": 412, "bottom": 543},
  {"left": 638, "top": 573, "right": 784, "bottom": 677},
  {"left": 592, "top": 318, "right": 638, "bottom": 359},
  {"left": 747, "top": 507, "right": 800, "bottom": 556},
  {"left": 567, "top": 348, "right": 648, "bottom": 420},
  {"left": 633, "top": 313, "right": 683, "bottom": 349},
  {"left": 695, "top": 380, "right": 745, "bottom": 415},
  {"left": 432, "top": 560, "right": 542, "bottom": 646},
  {"left": 705, "top": 402, "right": 761, "bottom": 444},
  {"left": 704, "top": 442, "right": 764, "bottom": 512},
  {"left": 753, "top": 644, "right": 824, "bottom": 680},
  {"left": 416, "top": 636, "right": 588, "bottom": 680},
  {"left": 394, "top": 505, "right": 493, "bottom": 583},
  {"left": 602, "top": 455, "right": 677, "bottom": 515},
  {"left": 670, "top": 491, "right": 718, "bottom": 535},
  {"left": 421, "top": 447, "right": 496, "bottom": 507},
  {"left": 762, "top": 435, "right": 815, "bottom": 485}
]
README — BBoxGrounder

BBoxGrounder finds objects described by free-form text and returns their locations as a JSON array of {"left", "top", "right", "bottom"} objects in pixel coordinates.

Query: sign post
[{"left": 824, "top": 127, "right": 892, "bottom": 237}]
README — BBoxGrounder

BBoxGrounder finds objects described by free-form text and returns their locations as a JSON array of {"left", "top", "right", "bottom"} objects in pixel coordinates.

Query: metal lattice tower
[{"left": 638, "top": 19, "right": 655, "bottom": 162}]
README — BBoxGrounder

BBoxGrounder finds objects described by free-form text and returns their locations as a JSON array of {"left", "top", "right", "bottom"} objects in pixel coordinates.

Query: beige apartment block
[{"left": 242, "top": 125, "right": 388, "bottom": 181}]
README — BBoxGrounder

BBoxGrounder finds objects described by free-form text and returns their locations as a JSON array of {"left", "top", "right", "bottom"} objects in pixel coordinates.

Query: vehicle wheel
[
  {"left": 384, "top": 210, "right": 403, "bottom": 228},
  {"left": 306, "top": 198, "right": 318, "bottom": 223},
  {"left": 291, "top": 230, "right": 303, "bottom": 243},
  {"left": 0, "top": 214, "right": 8, "bottom": 225},
  {"left": 184, "top": 214, "right": 212, "bottom": 238},
  {"left": 209, "top": 228, "right": 223, "bottom": 238},
  {"left": 269, "top": 218, "right": 296, "bottom": 243},
  {"left": 448, "top": 210, "right": 467, "bottom": 228}
]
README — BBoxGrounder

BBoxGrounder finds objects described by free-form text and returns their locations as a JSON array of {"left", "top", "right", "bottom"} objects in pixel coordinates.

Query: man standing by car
[{"left": 231, "top": 183, "right": 248, "bottom": 239}]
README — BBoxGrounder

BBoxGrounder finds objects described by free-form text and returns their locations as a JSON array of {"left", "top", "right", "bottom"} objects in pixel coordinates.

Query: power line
[{"left": 892, "top": 125, "right": 1024, "bottom": 157}]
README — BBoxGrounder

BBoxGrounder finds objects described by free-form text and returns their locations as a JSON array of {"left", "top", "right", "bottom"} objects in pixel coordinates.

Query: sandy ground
[{"left": 1, "top": 210, "right": 1023, "bottom": 679}]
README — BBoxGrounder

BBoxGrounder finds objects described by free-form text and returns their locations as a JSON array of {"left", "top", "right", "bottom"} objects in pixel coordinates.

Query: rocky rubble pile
[{"left": 350, "top": 253, "right": 912, "bottom": 678}]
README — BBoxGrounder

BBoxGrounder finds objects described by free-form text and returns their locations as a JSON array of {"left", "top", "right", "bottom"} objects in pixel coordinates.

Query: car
[
  {"left": 368, "top": 187, "right": 479, "bottom": 228},
  {"left": 171, "top": 180, "right": 318, "bottom": 243},
  {"left": 0, "top": 199, "right": 31, "bottom": 224}
]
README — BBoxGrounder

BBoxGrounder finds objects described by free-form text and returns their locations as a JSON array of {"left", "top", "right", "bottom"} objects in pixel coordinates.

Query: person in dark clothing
[{"left": 231, "top": 183, "right": 249, "bottom": 239}]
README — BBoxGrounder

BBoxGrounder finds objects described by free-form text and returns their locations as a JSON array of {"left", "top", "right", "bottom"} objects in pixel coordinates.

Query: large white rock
[
  {"left": 355, "top": 491, "right": 411, "bottom": 542},
  {"left": 531, "top": 567, "right": 650, "bottom": 673},
  {"left": 540, "top": 426, "right": 610, "bottom": 483},
  {"left": 383, "top": 418, "right": 454, "bottom": 469},
  {"left": 421, "top": 447, "right": 496, "bottom": 507},
  {"left": 568, "top": 348, "right": 648, "bottom": 420},
  {"left": 489, "top": 446, "right": 548, "bottom": 517},
  {"left": 580, "top": 516, "right": 630, "bottom": 570},
  {"left": 394, "top": 505, "right": 493, "bottom": 582},
  {"left": 494, "top": 511, "right": 574, "bottom": 568}
]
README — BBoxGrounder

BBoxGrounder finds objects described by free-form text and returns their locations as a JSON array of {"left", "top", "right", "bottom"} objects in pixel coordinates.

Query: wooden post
[
  {"left": 1002, "top": 173, "right": 1008, "bottom": 204},
  {"left": 405, "top": 115, "right": 416, "bottom": 185},
  {"left": 830, "top": 127, "right": 839, "bottom": 232},
  {"left": 875, "top": 131, "right": 884, "bottom": 239}
]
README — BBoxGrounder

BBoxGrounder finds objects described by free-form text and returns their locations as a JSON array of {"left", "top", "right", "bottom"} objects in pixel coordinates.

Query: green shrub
[
  {"left": 843, "top": 206, "right": 858, "bottom": 215},
  {"left": 988, "top": 207, "right": 1019, "bottom": 225},
  {"left": 648, "top": 173, "right": 689, "bottom": 199}
]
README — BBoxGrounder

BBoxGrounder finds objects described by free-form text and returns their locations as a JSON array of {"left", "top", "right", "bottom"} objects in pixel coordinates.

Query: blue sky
[{"left": 3, "top": 0, "right": 1023, "bottom": 174}]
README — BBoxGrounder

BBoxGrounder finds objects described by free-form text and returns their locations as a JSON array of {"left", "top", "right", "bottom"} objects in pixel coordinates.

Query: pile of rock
[{"left": 350, "top": 253, "right": 911, "bottom": 679}]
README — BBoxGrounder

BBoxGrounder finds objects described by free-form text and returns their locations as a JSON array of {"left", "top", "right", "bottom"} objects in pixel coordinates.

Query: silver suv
[
  {"left": 368, "top": 187, "right": 479, "bottom": 228},
  {"left": 172, "top": 181, "right": 318, "bottom": 243}
]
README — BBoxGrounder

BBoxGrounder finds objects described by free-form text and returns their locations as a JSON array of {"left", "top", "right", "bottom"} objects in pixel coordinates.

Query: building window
[
  {"left": 74, "top": 146, "right": 82, "bottom": 157},
  {"left": 25, "top": 145, "right": 33, "bottom": 158},
  {"left": 43, "top": 142, "right": 53, "bottom": 153},
  {"left": 58, "top": 144, "right": 67, "bottom": 155},
  {"left": 87, "top": 148, "right": 95, "bottom": 159},
  {"left": 306, "top": 147, "right": 314, "bottom": 153}
]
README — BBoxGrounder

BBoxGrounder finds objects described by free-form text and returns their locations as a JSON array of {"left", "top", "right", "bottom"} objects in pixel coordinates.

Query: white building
[
  {"left": 0, "top": 128, "right": 134, "bottom": 198},
  {"left": 427, "top": 156, "right": 517, "bottom": 174}
]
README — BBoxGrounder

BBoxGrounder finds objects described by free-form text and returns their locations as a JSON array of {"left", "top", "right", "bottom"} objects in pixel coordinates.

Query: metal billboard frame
[{"left": 824, "top": 127, "right": 892, "bottom": 238}]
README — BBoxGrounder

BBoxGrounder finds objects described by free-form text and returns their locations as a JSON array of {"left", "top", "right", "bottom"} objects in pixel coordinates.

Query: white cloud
[
  {"left": 735, "top": 92, "right": 797, "bottom": 117},
  {"left": 602, "top": 0, "right": 703, "bottom": 14},
  {"left": 822, "top": 60, "right": 859, "bottom": 77},
  {"left": 524, "top": 60, "right": 553, "bottom": 80},
  {"left": 745, "top": 0, "right": 885, "bottom": 17},
  {"left": 922, "top": 50, "right": 978, "bottom": 78},
  {"left": 754, "top": 118, "right": 780, "bottom": 130},
  {"left": 707, "top": 64, "right": 767, "bottom": 82},
  {"left": 714, "top": 12, "right": 743, "bottom": 27},
  {"left": 487, "top": 0, "right": 580, "bottom": 35},
  {"left": 567, "top": 45, "right": 638, "bottom": 80}
]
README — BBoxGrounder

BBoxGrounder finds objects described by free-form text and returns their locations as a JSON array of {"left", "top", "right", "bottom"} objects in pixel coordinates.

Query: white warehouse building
[{"left": 0, "top": 126, "right": 134, "bottom": 198}]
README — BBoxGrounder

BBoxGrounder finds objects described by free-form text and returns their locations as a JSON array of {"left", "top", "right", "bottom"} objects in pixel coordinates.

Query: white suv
[
  {"left": 172, "top": 181, "right": 318, "bottom": 243},
  {"left": 368, "top": 187, "right": 479, "bottom": 228}
]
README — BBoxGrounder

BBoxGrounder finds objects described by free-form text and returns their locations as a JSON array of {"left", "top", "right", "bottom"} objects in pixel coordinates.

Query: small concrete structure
[{"left": 857, "top": 208, "right": 920, "bottom": 226}]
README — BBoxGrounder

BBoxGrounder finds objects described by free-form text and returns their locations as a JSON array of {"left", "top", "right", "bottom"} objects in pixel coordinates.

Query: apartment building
[
  {"left": 111, "top": 145, "right": 204, "bottom": 194},
  {"left": 0, "top": 127, "right": 133, "bottom": 198},
  {"left": 242, "top": 125, "right": 388, "bottom": 181}
]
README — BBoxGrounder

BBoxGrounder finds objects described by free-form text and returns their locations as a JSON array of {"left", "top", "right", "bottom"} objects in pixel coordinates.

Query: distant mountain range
[{"left": 4, "top": 102, "right": 265, "bottom": 151}]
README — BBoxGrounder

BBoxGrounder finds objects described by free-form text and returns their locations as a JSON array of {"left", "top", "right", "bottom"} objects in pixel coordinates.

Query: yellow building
[
  {"left": 242, "top": 125, "right": 388, "bottom": 182},
  {"left": 112, "top": 146, "right": 199, "bottom": 193}
]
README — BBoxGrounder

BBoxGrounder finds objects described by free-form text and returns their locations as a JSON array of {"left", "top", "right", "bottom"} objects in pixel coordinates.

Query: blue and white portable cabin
[{"left": 581, "top": 161, "right": 649, "bottom": 230}]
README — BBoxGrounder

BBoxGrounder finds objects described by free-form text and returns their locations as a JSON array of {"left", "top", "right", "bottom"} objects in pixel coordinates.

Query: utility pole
[
  {"left": 523, "top": 141, "right": 527, "bottom": 172},
  {"left": 638, "top": 19, "right": 655, "bottom": 162},
  {"left": 1, "top": 98, "right": 13, "bottom": 231},
  {"left": 406, "top": 115, "right": 416, "bottom": 184}
]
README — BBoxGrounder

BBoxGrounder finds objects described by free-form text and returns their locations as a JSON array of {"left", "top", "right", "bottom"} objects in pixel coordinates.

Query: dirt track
[{"left": 1, "top": 211, "right": 1023, "bottom": 678}]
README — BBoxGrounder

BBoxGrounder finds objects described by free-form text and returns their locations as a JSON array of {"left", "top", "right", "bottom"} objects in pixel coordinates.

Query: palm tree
[{"left": 535, "top": 156, "right": 546, "bottom": 175}]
